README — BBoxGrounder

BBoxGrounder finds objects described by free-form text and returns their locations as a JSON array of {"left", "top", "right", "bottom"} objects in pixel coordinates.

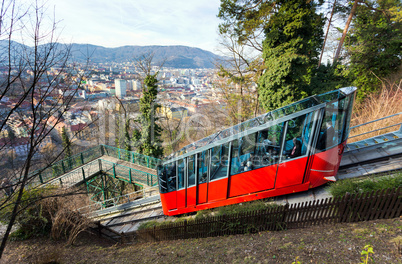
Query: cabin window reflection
[
  {"left": 177, "top": 159, "right": 185, "bottom": 189},
  {"left": 159, "top": 162, "right": 176, "bottom": 193},
  {"left": 188, "top": 155, "right": 196, "bottom": 187},
  {"left": 283, "top": 112, "right": 314, "bottom": 160},
  {"left": 317, "top": 99, "right": 347, "bottom": 151},
  {"left": 210, "top": 142, "right": 230, "bottom": 180},
  {"left": 198, "top": 150, "right": 209, "bottom": 184},
  {"left": 254, "top": 124, "right": 284, "bottom": 167}
]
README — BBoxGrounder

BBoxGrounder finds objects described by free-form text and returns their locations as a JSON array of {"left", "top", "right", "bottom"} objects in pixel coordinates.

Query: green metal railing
[
  {"left": 101, "top": 145, "right": 161, "bottom": 170},
  {"left": 46, "top": 158, "right": 158, "bottom": 188},
  {"left": 29, "top": 145, "right": 103, "bottom": 187},
  {"left": 30, "top": 144, "right": 161, "bottom": 188}
]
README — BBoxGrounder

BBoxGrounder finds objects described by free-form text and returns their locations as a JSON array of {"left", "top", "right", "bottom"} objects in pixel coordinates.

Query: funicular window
[
  {"left": 254, "top": 124, "right": 284, "bottom": 168},
  {"left": 317, "top": 98, "right": 348, "bottom": 151},
  {"left": 198, "top": 150, "right": 209, "bottom": 184},
  {"left": 188, "top": 155, "right": 196, "bottom": 187},
  {"left": 342, "top": 95, "right": 354, "bottom": 143},
  {"left": 177, "top": 159, "right": 185, "bottom": 189},
  {"left": 283, "top": 112, "right": 314, "bottom": 160},
  {"left": 210, "top": 142, "right": 230, "bottom": 180},
  {"left": 159, "top": 162, "right": 176, "bottom": 193},
  {"left": 230, "top": 133, "right": 257, "bottom": 175}
]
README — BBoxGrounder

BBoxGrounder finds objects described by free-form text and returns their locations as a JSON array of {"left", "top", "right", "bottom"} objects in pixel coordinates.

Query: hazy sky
[{"left": 45, "top": 0, "right": 222, "bottom": 53}]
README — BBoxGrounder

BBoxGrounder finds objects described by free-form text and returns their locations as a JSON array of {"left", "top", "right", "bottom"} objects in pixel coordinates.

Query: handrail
[
  {"left": 350, "top": 112, "right": 402, "bottom": 130},
  {"left": 29, "top": 144, "right": 161, "bottom": 187},
  {"left": 77, "top": 185, "right": 159, "bottom": 214},
  {"left": 349, "top": 112, "right": 402, "bottom": 139}
]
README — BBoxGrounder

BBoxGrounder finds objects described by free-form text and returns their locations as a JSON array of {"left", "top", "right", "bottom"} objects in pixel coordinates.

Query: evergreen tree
[
  {"left": 61, "top": 127, "right": 72, "bottom": 158},
  {"left": 344, "top": 0, "right": 402, "bottom": 98},
  {"left": 134, "top": 74, "right": 163, "bottom": 158},
  {"left": 258, "top": 0, "right": 325, "bottom": 110}
]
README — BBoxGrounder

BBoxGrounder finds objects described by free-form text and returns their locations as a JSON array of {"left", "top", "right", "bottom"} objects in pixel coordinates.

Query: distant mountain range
[
  {"left": 0, "top": 41, "right": 223, "bottom": 69},
  {"left": 68, "top": 44, "right": 223, "bottom": 69}
]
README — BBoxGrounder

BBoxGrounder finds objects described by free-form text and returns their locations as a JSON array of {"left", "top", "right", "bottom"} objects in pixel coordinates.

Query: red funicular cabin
[{"left": 158, "top": 87, "right": 357, "bottom": 216}]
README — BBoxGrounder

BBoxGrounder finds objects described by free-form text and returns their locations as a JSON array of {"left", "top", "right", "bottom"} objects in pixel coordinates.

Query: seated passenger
[
  {"left": 317, "top": 121, "right": 335, "bottom": 150},
  {"left": 289, "top": 138, "right": 302, "bottom": 158},
  {"left": 244, "top": 161, "right": 254, "bottom": 171}
]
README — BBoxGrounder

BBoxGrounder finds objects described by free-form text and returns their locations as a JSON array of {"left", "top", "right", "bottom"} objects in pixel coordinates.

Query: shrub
[
  {"left": 0, "top": 186, "right": 57, "bottom": 240},
  {"left": 329, "top": 172, "right": 402, "bottom": 198},
  {"left": 0, "top": 186, "right": 90, "bottom": 244}
]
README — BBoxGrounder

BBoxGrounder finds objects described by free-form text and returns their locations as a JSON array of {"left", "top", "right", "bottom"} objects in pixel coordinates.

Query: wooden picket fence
[{"left": 121, "top": 187, "right": 402, "bottom": 243}]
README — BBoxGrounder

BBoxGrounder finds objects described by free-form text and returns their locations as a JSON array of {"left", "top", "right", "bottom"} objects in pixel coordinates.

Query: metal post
[
  {"left": 81, "top": 153, "right": 84, "bottom": 165},
  {"left": 129, "top": 169, "right": 132, "bottom": 183},
  {"left": 113, "top": 164, "right": 116, "bottom": 178},
  {"left": 98, "top": 159, "right": 102, "bottom": 172},
  {"left": 118, "top": 149, "right": 121, "bottom": 160},
  {"left": 38, "top": 173, "right": 43, "bottom": 184},
  {"left": 82, "top": 167, "right": 86, "bottom": 182},
  {"left": 147, "top": 157, "right": 149, "bottom": 168},
  {"left": 61, "top": 161, "right": 65, "bottom": 173},
  {"left": 147, "top": 173, "right": 149, "bottom": 186},
  {"left": 132, "top": 152, "right": 134, "bottom": 164}
]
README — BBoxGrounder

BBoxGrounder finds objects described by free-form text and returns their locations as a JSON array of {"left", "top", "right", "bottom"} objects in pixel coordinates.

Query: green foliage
[
  {"left": 360, "top": 244, "right": 374, "bottom": 264},
  {"left": 195, "top": 199, "right": 279, "bottom": 220},
  {"left": 310, "top": 63, "right": 351, "bottom": 94},
  {"left": 137, "top": 220, "right": 164, "bottom": 230},
  {"left": 0, "top": 187, "right": 57, "bottom": 239},
  {"left": 218, "top": 0, "right": 274, "bottom": 44},
  {"left": 135, "top": 74, "right": 163, "bottom": 159},
  {"left": 61, "top": 127, "right": 72, "bottom": 158},
  {"left": 345, "top": 0, "right": 402, "bottom": 98},
  {"left": 329, "top": 172, "right": 402, "bottom": 198},
  {"left": 258, "top": 0, "right": 325, "bottom": 110}
]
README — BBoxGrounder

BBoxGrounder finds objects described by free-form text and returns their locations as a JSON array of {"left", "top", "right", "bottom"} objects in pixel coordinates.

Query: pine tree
[
  {"left": 134, "top": 74, "right": 163, "bottom": 158},
  {"left": 61, "top": 127, "right": 72, "bottom": 158},
  {"left": 258, "top": 0, "right": 325, "bottom": 110}
]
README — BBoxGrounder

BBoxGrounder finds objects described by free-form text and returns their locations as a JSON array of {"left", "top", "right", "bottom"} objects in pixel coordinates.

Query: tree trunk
[
  {"left": 334, "top": 0, "right": 359, "bottom": 62},
  {"left": 319, "top": 0, "right": 337, "bottom": 67}
]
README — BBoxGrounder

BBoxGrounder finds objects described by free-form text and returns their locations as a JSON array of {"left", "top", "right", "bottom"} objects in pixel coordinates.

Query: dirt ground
[{"left": 1, "top": 217, "right": 401, "bottom": 264}]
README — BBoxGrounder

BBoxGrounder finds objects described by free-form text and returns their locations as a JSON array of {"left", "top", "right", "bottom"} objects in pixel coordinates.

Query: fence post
[
  {"left": 113, "top": 164, "right": 116, "bottom": 178},
  {"left": 118, "top": 149, "right": 121, "bottom": 160},
  {"left": 38, "top": 173, "right": 43, "bottom": 184},
  {"left": 338, "top": 192, "right": 350, "bottom": 223},
  {"left": 147, "top": 174, "right": 149, "bottom": 186},
  {"left": 184, "top": 220, "right": 187, "bottom": 239},
  {"left": 132, "top": 152, "right": 134, "bottom": 164},
  {"left": 129, "top": 169, "right": 133, "bottom": 183},
  {"left": 98, "top": 159, "right": 102, "bottom": 172},
  {"left": 81, "top": 153, "right": 84, "bottom": 165},
  {"left": 281, "top": 203, "right": 289, "bottom": 230},
  {"left": 82, "top": 167, "right": 86, "bottom": 182},
  {"left": 147, "top": 157, "right": 149, "bottom": 168},
  {"left": 61, "top": 160, "right": 65, "bottom": 173},
  {"left": 101, "top": 145, "right": 104, "bottom": 156}
]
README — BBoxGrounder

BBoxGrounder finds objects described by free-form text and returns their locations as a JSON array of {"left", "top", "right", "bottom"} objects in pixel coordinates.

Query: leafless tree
[
  {"left": 215, "top": 27, "right": 264, "bottom": 123},
  {"left": 0, "top": 0, "right": 89, "bottom": 257}
]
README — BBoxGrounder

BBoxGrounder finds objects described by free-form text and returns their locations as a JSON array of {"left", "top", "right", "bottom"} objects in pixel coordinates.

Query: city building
[{"left": 115, "top": 79, "right": 127, "bottom": 98}]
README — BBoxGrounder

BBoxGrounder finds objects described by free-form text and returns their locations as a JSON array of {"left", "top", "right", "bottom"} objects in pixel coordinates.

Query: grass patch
[
  {"left": 328, "top": 172, "right": 402, "bottom": 198},
  {"left": 195, "top": 199, "right": 279, "bottom": 220}
]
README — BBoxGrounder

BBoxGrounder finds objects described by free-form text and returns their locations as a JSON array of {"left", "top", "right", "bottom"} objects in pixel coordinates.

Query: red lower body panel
[
  {"left": 275, "top": 157, "right": 308, "bottom": 189},
  {"left": 160, "top": 142, "right": 346, "bottom": 216},
  {"left": 229, "top": 165, "right": 277, "bottom": 197},
  {"left": 208, "top": 178, "right": 228, "bottom": 202}
]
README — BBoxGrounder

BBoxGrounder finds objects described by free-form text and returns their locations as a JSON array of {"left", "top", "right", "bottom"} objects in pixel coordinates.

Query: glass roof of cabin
[{"left": 165, "top": 87, "right": 357, "bottom": 161}]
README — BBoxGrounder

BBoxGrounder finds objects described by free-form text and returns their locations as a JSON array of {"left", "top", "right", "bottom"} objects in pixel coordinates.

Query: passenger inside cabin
[
  {"left": 244, "top": 161, "right": 254, "bottom": 171},
  {"left": 289, "top": 138, "right": 302, "bottom": 158},
  {"left": 317, "top": 121, "right": 335, "bottom": 150}
]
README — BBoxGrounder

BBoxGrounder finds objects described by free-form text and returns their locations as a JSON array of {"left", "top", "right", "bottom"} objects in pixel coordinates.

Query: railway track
[{"left": 95, "top": 130, "right": 402, "bottom": 238}]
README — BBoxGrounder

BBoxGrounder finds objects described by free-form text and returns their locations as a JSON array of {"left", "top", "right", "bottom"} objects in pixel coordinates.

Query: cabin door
[{"left": 275, "top": 112, "right": 315, "bottom": 188}]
